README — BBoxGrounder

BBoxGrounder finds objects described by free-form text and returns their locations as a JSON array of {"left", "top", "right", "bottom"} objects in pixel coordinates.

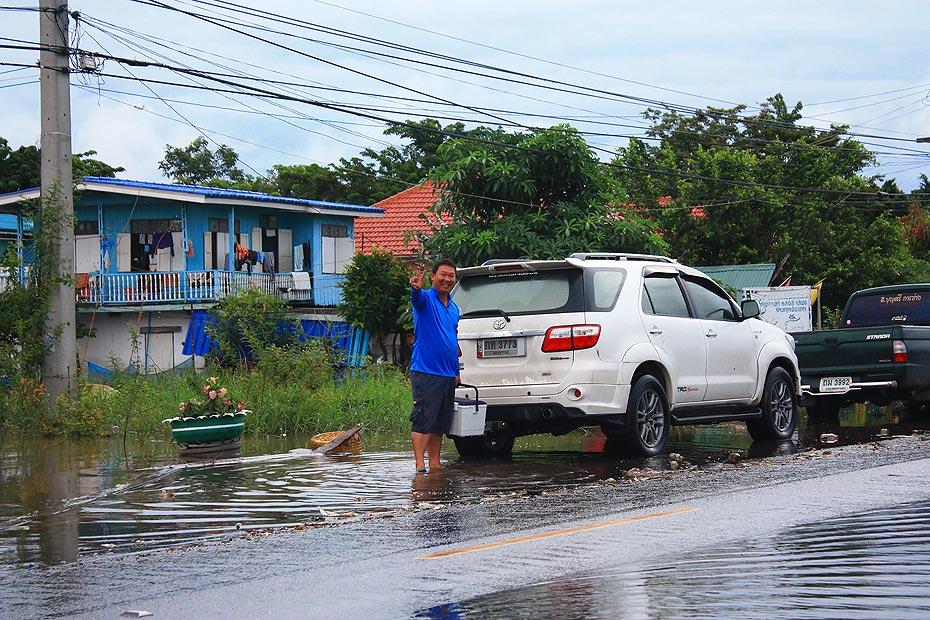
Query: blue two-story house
[{"left": 0, "top": 177, "right": 383, "bottom": 374}]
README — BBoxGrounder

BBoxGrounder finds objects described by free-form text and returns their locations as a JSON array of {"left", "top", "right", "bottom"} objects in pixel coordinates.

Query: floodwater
[
  {"left": 0, "top": 403, "right": 923, "bottom": 572},
  {"left": 416, "top": 499, "right": 930, "bottom": 619}
]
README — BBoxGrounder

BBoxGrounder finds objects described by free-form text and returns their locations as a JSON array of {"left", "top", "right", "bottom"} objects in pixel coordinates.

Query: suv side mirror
[{"left": 741, "top": 299, "right": 760, "bottom": 319}]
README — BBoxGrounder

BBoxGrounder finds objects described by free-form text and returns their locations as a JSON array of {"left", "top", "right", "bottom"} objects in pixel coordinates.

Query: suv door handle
[
  {"left": 649, "top": 328, "right": 662, "bottom": 335},
  {"left": 705, "top": 330, "right": 717, "bottom": 338}
]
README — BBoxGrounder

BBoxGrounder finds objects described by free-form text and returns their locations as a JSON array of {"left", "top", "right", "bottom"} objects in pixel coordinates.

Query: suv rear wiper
[{"left": 460, "top": 308, "right": 511, "bottom": 322}]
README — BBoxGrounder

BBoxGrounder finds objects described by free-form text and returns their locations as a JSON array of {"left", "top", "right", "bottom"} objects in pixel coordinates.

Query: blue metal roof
[
  {"left": 81, "top": 177, "right": 382, "bottom": 213},
  {"left": 0, "top": 177, "right": 382, "bottom": 214}
]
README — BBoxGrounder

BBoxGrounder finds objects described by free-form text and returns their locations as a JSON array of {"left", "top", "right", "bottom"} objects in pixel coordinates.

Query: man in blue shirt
[{"left": 409, "top": 259, "right": 460, "bottom": 472}]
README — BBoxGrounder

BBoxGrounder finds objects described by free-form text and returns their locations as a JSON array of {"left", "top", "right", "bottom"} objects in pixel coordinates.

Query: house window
[
  {"left": 208, "top": 218, "right": 240, "bottom": 234},
  {"left": 321, "top": 224, "right": 353, "bottom": 274},
  {"left": 75, "top": 220, "right": 98, "bottom": 235},
  {"left": 127, "top": 219, "right": 181, "bottom": 272}
]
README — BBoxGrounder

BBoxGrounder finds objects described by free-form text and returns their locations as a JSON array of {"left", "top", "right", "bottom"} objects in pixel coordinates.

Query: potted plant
[{"left": 162, "top": 377, "right": 249, "bottom": 449}]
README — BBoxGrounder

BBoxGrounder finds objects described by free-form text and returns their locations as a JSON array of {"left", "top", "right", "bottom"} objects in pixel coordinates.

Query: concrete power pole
[{"left": 39, "top": 0, "right": 77, "bottom": 403}]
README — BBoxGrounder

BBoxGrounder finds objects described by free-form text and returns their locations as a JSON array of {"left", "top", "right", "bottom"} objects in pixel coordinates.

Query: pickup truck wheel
[
  {"left": 624, "top": 375, "right": 669, "bottom": 456},
  {"left": 451, "top": 431, "right": 515, "bottom": 460},
  {"left": 747, "top": 367, "right": 798, "bottom": 441}
]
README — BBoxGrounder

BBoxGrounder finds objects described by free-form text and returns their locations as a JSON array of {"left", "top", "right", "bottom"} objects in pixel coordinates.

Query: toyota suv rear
[{"left": 451, "top": 253, "right": 800, "bottom": 458}]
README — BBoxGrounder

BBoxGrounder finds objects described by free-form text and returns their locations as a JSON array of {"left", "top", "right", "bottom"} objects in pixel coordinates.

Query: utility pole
[{"left": 39, "top": 0, "right": 77, "bottom": 403}]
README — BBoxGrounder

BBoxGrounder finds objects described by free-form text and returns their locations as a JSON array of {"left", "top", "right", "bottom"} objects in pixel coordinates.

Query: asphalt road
[{"left": 5, "top": 434, "right": 930, "bottom": 619}]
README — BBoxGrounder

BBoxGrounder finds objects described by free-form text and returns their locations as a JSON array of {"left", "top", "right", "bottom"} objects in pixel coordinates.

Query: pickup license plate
[
  {"left": 477, "top": 337, "right": 525, "bottom": 358},
  {"left": 819, "top": 376, "right": 852, "bottom": 393}
]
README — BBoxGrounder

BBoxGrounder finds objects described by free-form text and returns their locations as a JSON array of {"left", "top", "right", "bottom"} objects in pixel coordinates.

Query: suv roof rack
[{"left": 568, "top": 252, "right": 677, "bottom": 263}]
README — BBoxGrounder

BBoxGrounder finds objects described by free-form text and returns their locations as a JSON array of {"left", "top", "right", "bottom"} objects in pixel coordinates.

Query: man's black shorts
[{"left": 409, "top": 371, "right": 456, "bottom": 434}]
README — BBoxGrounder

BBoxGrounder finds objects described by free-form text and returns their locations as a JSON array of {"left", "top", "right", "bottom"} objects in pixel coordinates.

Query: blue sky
[{"left": 3, "top": 1, "right": 929, "bottom": 192}]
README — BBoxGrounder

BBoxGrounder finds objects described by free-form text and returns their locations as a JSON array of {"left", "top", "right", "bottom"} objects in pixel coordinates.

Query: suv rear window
[
  {"left": 455, "top": 268, "right": 586, "bottom": 315},
  {"left": 844, "top": 290, "right": 930, "bottom": 326},
  {"left": 455, "top": 267, "right": 627, "bottom": 315}
]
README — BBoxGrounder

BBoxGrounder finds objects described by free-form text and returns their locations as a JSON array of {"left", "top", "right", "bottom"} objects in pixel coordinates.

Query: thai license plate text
[
  {"left": 477, "top": 337, "right": 526, "bottom": 358},
  {"left": 819, "top": 376, "right": 852, "bottom": 393}
]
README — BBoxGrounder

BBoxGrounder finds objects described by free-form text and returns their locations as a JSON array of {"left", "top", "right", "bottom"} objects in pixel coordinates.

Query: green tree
[
  {"left": 0, "top": 138, "right": 123, "bottom": 193},
  {"left": 256, "top": 163, "right": 346, "bottom": 202},
  {"left": 334, "top": 119, "right": 468, "bottom": 205},
  {"left": 612, "top": 94, "right": 929, "bottom": 308},
  {"left": 159, "top": 137, "right": 249, "bottom": 186},
  {"left": 338, "top": 249, "right": 412, "bottom": 363},
  {"left": 205, "top": 288, "right": 300, "bottom": 366},
  {"left": 423, "top": 124, "right": 667, "bottom": 265}
]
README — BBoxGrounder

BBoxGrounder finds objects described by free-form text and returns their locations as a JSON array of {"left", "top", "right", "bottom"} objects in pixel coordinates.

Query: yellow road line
[{"left": 419, "top": 506, "right": 699, "bottom": 560}]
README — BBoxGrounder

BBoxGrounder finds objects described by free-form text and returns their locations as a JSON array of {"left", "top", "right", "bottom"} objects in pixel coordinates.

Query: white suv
[{"left": 452, "top": 253, "right": 800, "bottom": 458}]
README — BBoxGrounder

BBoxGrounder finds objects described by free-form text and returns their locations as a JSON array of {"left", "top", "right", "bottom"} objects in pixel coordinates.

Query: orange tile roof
[{"left": 355, "top": 182, "right": 441, "bottom": 256}]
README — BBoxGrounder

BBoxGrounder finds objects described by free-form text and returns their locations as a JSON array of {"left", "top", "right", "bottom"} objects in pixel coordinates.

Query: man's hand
[{"left": 410, "top": 270, "right": 425, "bottom": 290}]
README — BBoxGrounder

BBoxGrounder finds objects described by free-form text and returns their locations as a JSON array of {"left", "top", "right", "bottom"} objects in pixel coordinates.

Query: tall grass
[{"left": 0, "top": 355, "right": 413, "bottom": 439}]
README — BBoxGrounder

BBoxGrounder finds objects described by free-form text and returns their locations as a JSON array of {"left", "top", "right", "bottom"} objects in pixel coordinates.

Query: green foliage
[
  {"left": 424, "top": 124, "right": 667, "bottom": 264},
  {"left": 338, "top": 249, "right": 412, "bottom": 362},
  {"left": 611, "top": 94, "right": 930, "bottom": 307},
  {"left": 204, "top": 288, "right": 301, "bottom": 366},
  {"left": 0, "top": 138, "right": 123, "bottom": 192},
  {"left": 158, "top": 137, "right": 249, "bottom": 186},
  {"left": 333, "top": 119, "right": 468, "bottom": 205},
  {"left": 256, "top": 163, "right": 346, "bottom": 202}
]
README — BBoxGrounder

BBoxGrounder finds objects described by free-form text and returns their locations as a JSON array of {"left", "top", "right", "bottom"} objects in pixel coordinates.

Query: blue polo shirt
[{"left": 410, "top": 286, "right": 460, "bottom": 377}]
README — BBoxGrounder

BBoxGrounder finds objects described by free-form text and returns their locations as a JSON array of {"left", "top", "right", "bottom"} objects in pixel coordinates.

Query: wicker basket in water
[{"left": 310, "top": 430, "right": 362, "bottom": 452}]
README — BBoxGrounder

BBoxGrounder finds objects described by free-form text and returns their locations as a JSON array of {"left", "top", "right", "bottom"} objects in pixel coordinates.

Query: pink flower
[
  {"left": 218, "top": 387, "right": 228, "bottom": 398},
  {"left": 237, "top": 402, "right": 245, "bottom": 411},
  {"left": 208, "top": 390, "right": 217, "bottom": 400},
  {"left": 179, "top": 402, "right": 188, "bottom": 412}
]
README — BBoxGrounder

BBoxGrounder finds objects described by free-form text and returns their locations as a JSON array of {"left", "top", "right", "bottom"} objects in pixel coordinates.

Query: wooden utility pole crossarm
[{"left": 39, "top": 0, "right": 77, "bottom": 403}]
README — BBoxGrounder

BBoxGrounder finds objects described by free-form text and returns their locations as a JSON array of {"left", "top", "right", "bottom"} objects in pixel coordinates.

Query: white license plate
[
  {"left": 477, "top": 337, "right": 526, "bottom": 358},
  {"left": 819, "top": 376, "right": 852, "bottom": 393}
]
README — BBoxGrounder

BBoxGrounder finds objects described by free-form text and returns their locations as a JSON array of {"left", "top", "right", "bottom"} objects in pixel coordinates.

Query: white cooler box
[{"left": 449, "top": 384, "right": 487, "bottom": 437}]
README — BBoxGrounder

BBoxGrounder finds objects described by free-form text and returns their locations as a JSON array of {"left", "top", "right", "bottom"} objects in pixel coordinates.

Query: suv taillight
[{"left": 541, "top": 324, "right": 601, "bottom": 352}]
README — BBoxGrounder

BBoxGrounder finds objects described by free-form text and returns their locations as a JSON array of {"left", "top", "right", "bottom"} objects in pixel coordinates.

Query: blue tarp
[{"left": 182, "top": 309, "right": 370, "bottom": 366}]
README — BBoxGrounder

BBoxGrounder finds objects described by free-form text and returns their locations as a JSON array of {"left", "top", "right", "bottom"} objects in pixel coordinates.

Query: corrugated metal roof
[
  {"left": 0, "top": 177, "right": 384, "bottom": 215},
  {"left": 697, "top": 263, "right": 776, "bottom": 289},
  {"left": 0, "top": 213, "right": 32, "bottom": 233},
  {"left": 80, "top": 177, "right": 383, "bottom": 214}
]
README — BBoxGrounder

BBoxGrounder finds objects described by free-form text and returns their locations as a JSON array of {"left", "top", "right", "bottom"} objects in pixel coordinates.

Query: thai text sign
[{"left": 740, "top": 286, "right": 812, "bottom": 333}]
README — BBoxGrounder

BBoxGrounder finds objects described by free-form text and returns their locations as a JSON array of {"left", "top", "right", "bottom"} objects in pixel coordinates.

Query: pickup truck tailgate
[
  {"left": 797, "top": 325, "right": 930, "bottom": 395},
  {"left": 797, "top": 327, "right": 899, "bottom": 377}
]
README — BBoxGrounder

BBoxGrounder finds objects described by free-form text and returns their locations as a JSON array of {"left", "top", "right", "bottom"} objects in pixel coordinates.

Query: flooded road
[
  {"left": 0, "top": 403, "right": 920, "bottom": 571},
  {"left": 417, "top": 499, "right": 930, "bottom": 619},
  {"left": 1, "top": 403, "right": 929, "bottom": 620}
]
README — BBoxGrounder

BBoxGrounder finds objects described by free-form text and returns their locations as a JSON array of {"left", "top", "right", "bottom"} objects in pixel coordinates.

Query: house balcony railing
[{"left": 0, "top": 270, "right": 314, "bottom": 306}]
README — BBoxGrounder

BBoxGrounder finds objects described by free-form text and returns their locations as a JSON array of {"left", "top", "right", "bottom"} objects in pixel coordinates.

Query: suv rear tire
[
  {"left": 746, "top": 366, "right": 797, "bottom": 441},
  {"left": 623, "top": 374, "right": 669, "bottom": 456},
  {"left": 451, "top": 431, "right": 515, "bottom": 459}
]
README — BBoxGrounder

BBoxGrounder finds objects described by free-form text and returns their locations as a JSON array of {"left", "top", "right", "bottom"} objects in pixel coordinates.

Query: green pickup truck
[{"left": 795, "top": 283, "right": 930, "bottom": 418}]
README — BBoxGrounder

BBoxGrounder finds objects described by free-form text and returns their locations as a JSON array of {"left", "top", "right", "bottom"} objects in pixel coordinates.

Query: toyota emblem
[{"left": 492, "top": 318, "right": 507, "bottom": 330}]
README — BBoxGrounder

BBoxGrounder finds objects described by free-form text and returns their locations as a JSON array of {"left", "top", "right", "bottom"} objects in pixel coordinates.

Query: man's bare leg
[
  {"left": 411, "top": 431, "right": 430, "bottom": 471},
  {"left": 427, "top": 433, "right": 443, "bottom": 470}
]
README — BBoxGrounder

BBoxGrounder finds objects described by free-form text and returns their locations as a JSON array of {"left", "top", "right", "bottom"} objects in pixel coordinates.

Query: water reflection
[
  {"left": 0, "top": 402, "right": 926, "bottom": 570},
  {"left": 417, "top": 500, "right": 930, "bottom": 619}
]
